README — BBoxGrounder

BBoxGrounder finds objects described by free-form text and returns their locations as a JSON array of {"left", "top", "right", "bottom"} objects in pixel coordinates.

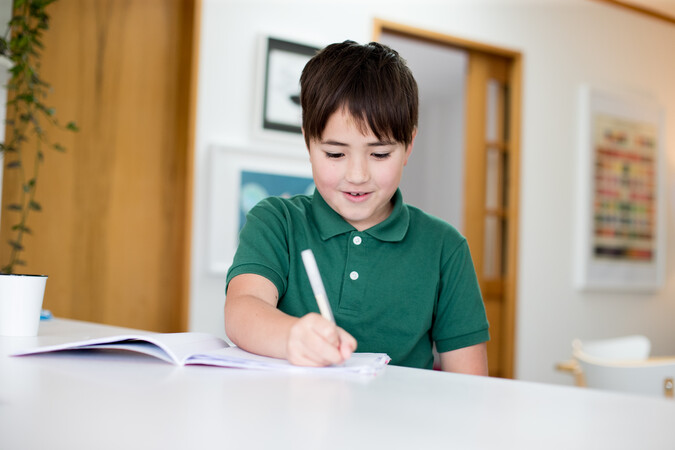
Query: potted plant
[{"left": 0, "top": 0, "right": 77, "bottom": 336}]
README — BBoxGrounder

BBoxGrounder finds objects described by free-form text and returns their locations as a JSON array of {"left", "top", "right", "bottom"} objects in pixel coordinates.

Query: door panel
[{"left": 464, "top": 51, "right": 517, "bottom": 378}]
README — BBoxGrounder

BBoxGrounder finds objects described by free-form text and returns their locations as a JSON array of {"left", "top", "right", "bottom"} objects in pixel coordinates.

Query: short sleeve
[
  {"left": 432, "top": 239, "right": 490, "bottom": 353},
  {"left": 225, "top": 198, "right": 291, "bottom": 298}
]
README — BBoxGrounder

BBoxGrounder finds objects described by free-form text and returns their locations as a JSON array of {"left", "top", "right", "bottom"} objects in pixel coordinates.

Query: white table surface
[{"left": 1, "top": 318, "right": 675, "bottom": 450}]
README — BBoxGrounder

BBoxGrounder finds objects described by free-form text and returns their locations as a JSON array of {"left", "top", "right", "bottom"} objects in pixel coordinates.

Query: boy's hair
[{"left": 300, "top": 40, "right": 418, "bottom": 148}]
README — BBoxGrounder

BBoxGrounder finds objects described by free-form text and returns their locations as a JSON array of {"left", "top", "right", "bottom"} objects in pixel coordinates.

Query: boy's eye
[
  {"left": 325, "top": 152, "right": 344, "bottom": 159},
  {"left": 372, "top": 153, "right": 391, "bottom": 160}
]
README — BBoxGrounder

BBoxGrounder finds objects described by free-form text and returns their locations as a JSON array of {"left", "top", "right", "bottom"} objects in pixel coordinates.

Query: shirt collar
[{"left": 312, "top": 189, "right": 409, "bottom": 242}]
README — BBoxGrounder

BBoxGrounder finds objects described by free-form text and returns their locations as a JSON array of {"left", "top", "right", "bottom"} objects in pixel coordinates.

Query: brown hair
[{"left": 300, "top": 40, "right": 418, "bottom": 148}]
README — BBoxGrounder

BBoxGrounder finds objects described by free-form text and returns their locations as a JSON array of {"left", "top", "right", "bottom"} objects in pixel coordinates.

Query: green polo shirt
[{"left": 226, "top": 189, "right": 489, "bottom": 369}]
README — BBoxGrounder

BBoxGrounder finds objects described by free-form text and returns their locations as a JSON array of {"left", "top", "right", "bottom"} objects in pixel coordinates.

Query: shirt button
[
  {"left": 349, "top": 271, "right": 359, "bottom": 280},
  {"left": 353, "top": 236, "right": 362, "bottom": 245}
]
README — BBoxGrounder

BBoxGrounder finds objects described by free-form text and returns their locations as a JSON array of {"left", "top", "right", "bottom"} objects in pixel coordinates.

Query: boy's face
[{"left": 307, "top": 108, "right": 415, "bottom": 231}]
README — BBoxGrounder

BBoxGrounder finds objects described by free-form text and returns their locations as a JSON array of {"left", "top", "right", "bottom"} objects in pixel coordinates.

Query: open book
[{"left": 11, "top": 332, "right": 390, "bottom": 376}]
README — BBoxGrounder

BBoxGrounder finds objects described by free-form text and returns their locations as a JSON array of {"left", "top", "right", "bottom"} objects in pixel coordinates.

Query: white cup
[{"left": 0, "top": 274, "right": 48, "bottom": 337}]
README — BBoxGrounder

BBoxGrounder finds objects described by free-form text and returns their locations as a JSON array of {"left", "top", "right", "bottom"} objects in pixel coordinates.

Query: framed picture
[
  {"left": 575, "top": 86, "right": 666, "bottom": 292},
  {"left": 260, "top": 37, "right": 319, "bottom": 135},
  {"left": 207, "top": 144, "right": 314, "bottom": 274}
]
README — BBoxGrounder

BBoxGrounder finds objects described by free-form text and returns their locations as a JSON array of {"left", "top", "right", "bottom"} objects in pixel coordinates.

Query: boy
[{"left": 225, "top": 40, "right": 489, "bottom": 374}]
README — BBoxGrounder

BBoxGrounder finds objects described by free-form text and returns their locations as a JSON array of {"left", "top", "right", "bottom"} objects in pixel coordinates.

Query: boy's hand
[{"left": 286, "top": 313, "right": 357, "bottom": 366}]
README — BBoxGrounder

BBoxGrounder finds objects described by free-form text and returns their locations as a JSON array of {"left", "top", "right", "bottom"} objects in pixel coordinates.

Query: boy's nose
[{"left": 345, "top": 157, "right": 369, "bottom": 184}]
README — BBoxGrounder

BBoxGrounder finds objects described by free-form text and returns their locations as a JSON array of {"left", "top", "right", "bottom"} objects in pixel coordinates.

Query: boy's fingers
[
  {"left": 304, "top": 312, "right": 341, "bottom": 346},
  {"left": 340, "top": 329, "right": 357, "bottom": 350},
  {"left": 291, "top": 342, "right": 342, "bottom": 367},
  {"left": 310, "top": 321, "right": 356, "bottom": 363},
  {"left": 305, "top": 328, "right": 344, "bottom": 364},
  {"left": 315, "top": 321, "right": 340, "bottom": 346},
  {"left": 287, "top": 314, "right": 344, "bottom": 366},
  {"left": 288, "top": 314, "right": 359, "bottom": 366},
  {"left": 337, "top": 328, "right": 357, "bottom": 359}
]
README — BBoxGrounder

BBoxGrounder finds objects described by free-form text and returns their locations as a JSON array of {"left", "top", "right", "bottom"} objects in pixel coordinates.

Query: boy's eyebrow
[
  {"left": 320, "top": 139, "right": 397, "bottom": 146},
  {"left": 367, "top": 140, "right": 397, "bottom": 146},
  {"left": 320, "top": 139, "right": 348, "bottom": 146}
]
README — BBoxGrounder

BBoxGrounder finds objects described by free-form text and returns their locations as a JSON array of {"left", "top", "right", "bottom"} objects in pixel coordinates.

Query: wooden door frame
[
  {"left": 372, "top": 19, "right": 522, "bottom": 378},
  {"left": 590, "top": 0, "right": 675, "bottom": 25},
  {"left": 179, "top": 0, "right": 203, "bottom": 330}
]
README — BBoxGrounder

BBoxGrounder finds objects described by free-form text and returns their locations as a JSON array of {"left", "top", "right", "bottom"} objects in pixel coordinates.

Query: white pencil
[{"left": 301, "top": 249, "right": 336, "bottom": 323}]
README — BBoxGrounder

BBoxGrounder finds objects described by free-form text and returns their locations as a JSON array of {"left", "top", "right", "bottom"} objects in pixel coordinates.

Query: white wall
[
  {"left": 403, "top": 96, "right": 466, "bottom": 228},
  {"left": 191, "top": 0, "right": 675, "bottom": 384}
]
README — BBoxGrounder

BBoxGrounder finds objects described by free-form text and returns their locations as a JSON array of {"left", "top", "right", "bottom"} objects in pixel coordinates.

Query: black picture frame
[{"left": 262, "top": 37, "right": 319, "bottom": 134}]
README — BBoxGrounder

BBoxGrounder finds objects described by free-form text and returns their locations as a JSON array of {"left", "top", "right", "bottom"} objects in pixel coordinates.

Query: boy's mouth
[{"left": 343, "top": 191, "right": 371, "bottom": 202}]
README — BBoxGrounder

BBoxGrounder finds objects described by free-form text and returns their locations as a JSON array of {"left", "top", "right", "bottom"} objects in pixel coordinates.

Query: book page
[
  {"left": 188, "top": 347, "right": 391, "bottom": 375},
  {"left": 12, "top": 332, "right": 228, "bottom": 365},
  {"left": 12, "top": 332, "right": 389, "bottom": 374}
]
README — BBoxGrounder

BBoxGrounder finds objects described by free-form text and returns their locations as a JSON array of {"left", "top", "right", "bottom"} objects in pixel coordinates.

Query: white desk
[{"left": 1, "top": 319, "right": 674, "bottom": 450}]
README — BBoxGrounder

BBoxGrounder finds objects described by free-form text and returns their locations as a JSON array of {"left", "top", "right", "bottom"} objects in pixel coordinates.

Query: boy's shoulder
[
  {"left": 405, "top": 203, "right": 460, "bottom": 231},
  {"left": 253, "top": 193, "right": 312, "bottom": 209},
  {"left": 404, "top": 203, "right": 465, "bottom": 242},
  {"left": 248, "top": 193, "right": 313, "bottom": 220}
]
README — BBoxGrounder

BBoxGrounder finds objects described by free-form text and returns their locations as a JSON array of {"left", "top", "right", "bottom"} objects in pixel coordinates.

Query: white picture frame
[
  {"left": 207, "top": 144, "right": 314, "bottom": 275},
  {"left": 575, "top": 86, "right": 666, "bottom": 292}
]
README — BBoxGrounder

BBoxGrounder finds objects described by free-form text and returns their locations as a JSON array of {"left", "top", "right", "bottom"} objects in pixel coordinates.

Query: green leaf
[
  {"left": 53, "top": 143, "right": 65, "bottom": 152},
  {"left": 66, "top": 121, "right": 79, "bottom": 132},
  {"left": 17, "top": 92, "right": 35, "bottom": 103},
  {"left": 31, "top": 74, "right": 49, "bottom": 87},
  {"left": 7, "top": 15, "right": 23, "bottom": 25},
  {"left": 7, "top": 204, "right": 22, "bottom": 211},
  {"left": 6, "top": 160, "right": 21, "bottom": 169},
  {"left": 9, "top": 64, "right": 22, "bottom": 76},
  {"left": 8, "top": 240, "right": 24, "bottom": 251},
  {"left": 11, "top": 224, "right": 31, "bottom": 234},
  {"left": 35, "top": 102, "right": 53, "bottom": 115},
  {"left": 29, "top": 200, "right": 42, "bottom": 211}
]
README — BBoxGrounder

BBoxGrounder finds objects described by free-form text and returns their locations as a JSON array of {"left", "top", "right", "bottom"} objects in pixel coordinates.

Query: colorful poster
[
  {"left": 238, "top": 170, "right": 315, "bottom": 230},
  {"left": 591, "top": 114, "right": 657, "bottom": 263}
]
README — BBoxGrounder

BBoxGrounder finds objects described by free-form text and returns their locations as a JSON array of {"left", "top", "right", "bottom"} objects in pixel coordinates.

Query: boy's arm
[
  {"left": 224, "top": 273, "right": 356, "bottom": 366},
  {"left": 439, "top": 342, "right": 488, "bottom": 375}
]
